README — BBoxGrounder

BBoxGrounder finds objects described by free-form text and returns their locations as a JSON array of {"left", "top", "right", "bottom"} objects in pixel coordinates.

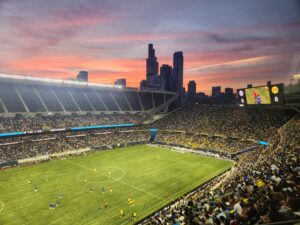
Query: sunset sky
[{"left": 0, "top": 0, "right": 300, "bottom": 94}]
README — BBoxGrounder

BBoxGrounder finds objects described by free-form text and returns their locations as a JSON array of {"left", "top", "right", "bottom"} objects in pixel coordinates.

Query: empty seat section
[
  {"left": 153, "top": 93, "right": 164, "bottom": 107},
  {"left": 85, "top": 90, "right": 107, "bottom": 111},
  {"left": 36, "top": 87, "right": 62, "bottom": 112},
  {"left": 98, "top": 91, "right": 119, "bottom": 111},
  {"left": 125, "top": 92, "right": 142, "bottom": 111},
  {"left": 111, "top": 92, "right": 130, "bottom": 111},
  {"left": 139, "top": 92, "right": 153, "bottom": 110},
  {"left": 53, "top": 88, "right": 79, "bottom": 111},
  {"left": 0, "top": 83, "right": 26, "bottom": 112},
  {"left": 15, "top": 84, "right": 46, "bottom": 112},
  {"left": 69, "top": 89, "right": 93, "bottom": 111}
]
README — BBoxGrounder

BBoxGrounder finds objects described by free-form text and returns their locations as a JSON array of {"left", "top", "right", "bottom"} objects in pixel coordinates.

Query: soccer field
[{"left": 0, "top": 145, "right": 232, "bottom": 225}]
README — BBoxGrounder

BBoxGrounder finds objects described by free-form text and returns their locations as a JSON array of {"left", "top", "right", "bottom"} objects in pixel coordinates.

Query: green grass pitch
[{"left": 0, "top": 145, "right": 232, "bottom": 225}]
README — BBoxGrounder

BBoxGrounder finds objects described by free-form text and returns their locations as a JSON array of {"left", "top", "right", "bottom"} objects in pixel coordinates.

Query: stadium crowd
[
  {"left": 0, "top": 129, "right": 149, "bottom": 162},
  {"left": 156, "top": 132, "right": 255, "bottom": 153},
  {"left": 142, "top": 116, "right": 300, "bottom": 225},
  {"left": 0, "top": 106, "right": 296, "bottom": 163},
  {"left": 0, "top": 113, "right": 145, "bottom": 133},
  {"left": 152, "top": 105, "right": 295, "bottom": 142}
]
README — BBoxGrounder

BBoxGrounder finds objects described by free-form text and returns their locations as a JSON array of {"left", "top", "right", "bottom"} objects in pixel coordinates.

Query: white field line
[
  {"left": 76, "top": 166, "right": 126, "bottom": 184},
  {"left": 65, "top": 159, "right": 164, "bottom": 201}
]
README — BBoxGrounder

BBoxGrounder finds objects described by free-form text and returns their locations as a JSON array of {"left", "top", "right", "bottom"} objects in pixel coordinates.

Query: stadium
[
  {"left": 1, "top": 1, "right": 300, "bottom": 225},
  {"left": 0, "top": 73, "right": 299, "bottom": 225}
]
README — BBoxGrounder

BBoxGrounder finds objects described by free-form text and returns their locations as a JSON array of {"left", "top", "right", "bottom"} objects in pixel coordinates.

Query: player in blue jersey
[{"left": 49, "top": 202, "right": 55, "bottom": 210}]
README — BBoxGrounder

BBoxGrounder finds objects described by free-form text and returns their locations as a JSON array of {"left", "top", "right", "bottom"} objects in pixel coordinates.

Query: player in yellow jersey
[
  {"left": 120, "top": 209, "right": 125, "bottom": 218},
  {"left": 131, "top": 198, "right": 135, "bottom": 206},
  {"left": 131, "top": 212, "right": 137, "bottom": 221}
]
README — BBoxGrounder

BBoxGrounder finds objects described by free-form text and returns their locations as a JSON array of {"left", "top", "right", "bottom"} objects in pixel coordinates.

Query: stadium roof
[{"left": 0, "top": 73, "right": 122, "bottom": 89}]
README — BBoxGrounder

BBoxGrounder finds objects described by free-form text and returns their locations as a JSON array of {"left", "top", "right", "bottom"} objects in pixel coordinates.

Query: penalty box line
[{"left": 65, "top": 160, "right": 164, "bottom": 201}]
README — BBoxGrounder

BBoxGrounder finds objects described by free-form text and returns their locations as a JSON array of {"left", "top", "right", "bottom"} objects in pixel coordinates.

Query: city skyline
[{"left": 0, "top": 0, "right": 300, "bottom": 94}]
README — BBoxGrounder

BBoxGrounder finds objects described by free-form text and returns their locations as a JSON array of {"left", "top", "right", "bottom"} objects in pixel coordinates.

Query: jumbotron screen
[{"left": 237, "top": 83, "right": 284, "bottom": 105}]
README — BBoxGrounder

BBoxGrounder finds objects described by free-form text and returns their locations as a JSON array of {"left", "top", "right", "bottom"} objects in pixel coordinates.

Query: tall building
[
  {"left": 224, "top": 87, "right": 235, "bottom": 104},
  {"left": 187, "top": 80, "right": 196, "bottom": 102},
  {"left": 171, "top": 52, "right": 184, "bottom": 107},
  {"left": 114, "top": 79, "right": 126, "bottom": 88},
  {"left": 267, "top": 80, "right": 272, "bottom": 86},
  {"left": 224, "top": 87, "right": 233, "bottom": 95},
  {"left": 247, "top": 84, "right": 253, "bottom": 88},
  {"left": 146, "top": 44, "right": 159, "bottom": 81},
  {"left": 212, "top": 86, "right": 221, "bottom": 97},
  {"left": 140, "top": 76, "right": 164, "bottom": 91},
  {"left": 160, "top": 64, "right": 172, "bottom": 91},
  {"left": 172, "top": 51, "right": 184, "bottom": 106},
  {"left": 140, "top": 80, "right": 147, "bottom": 90},
  {"left": 77, "top": 71, "right": 88, "bottom": 82}
]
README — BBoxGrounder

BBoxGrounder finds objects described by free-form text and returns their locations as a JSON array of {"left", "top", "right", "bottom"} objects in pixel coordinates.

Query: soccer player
[
  {"left": 102, "top": 187, "right": 105, "bottom": 194},
  {"left": 34, "top": 185, "right": 38, "bottom": 192},
  {"left": 49, "top": 202, "right": 54, "bottom": 210},
  {"left": 59, "top": 192, "right": 63, "bottom": 198},
  {"left": 89, "top": 187, "right": 93, "bottom": 193},
  {"left": 131, "top": 212, "right": 137, "bottom": 221},
  {"left": 46, "top": 175, "right": 48, "bottom": 182},
  {"left": 110, "top": 188, "right": 113, "bottom": 194},
  {"left": 128, "top": 198, "right": 131, "bottom": 206},
  {"left": 56, "top": 200, "right": 60, "bottom": 207},
  {"left": 104, "top": 202, "right": 108, "bottom": 208},
  {"left": 120, "top": 209, "right": 125, "bottom": 218},
  {"left": 256, "top": 94, "right": 262, "bottom": 104},
  {"left": 131, "top": 199, "right": 135, "bottom": 207}
]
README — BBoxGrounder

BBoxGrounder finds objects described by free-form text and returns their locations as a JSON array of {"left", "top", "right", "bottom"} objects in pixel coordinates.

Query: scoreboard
[{"left": 237, "top": 83, "right": 284, "bottom": 106}]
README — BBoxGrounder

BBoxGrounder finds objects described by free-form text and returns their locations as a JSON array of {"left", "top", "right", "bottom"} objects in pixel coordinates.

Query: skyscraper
[
  {"left": 160, "top": 64, "right": 172, "bottom": 91},
  {"left": 224, "top": 87, "right": 233, "bottom": 95},
  {"left": 172, "top": 51, "right": 184, "bottom": 106},
  {"left": 114, "top": 79, "right": 126, "bottom": 88},
  {"left": 212, "top": 86, "right": 221, "bottom": 97},
  {"left": 77, "top": 71, "right": 88, "bottom": 82},
  {"left": 187, "top": 80, "right": 196, "bottom": 102},
  {"left": 146, "top": 44, "right": 159, "bottom": 81}
]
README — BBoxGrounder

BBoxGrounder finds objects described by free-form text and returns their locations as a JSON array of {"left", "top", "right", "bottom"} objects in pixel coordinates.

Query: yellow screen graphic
[
  {"left": 245, "top": 86, "right": 271, "bottom": 105},
  {"left": 271, "top": 86, "right": 279, "bottom": 94}
]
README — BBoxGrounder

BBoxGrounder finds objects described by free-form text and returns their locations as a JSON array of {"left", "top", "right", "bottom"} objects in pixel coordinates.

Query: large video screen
[
  {"left": 245, "top": 86, "right": 271, "bottom": 104},
  {"left": 237, "top": 83, "right": 284, "bottom": 106}
]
